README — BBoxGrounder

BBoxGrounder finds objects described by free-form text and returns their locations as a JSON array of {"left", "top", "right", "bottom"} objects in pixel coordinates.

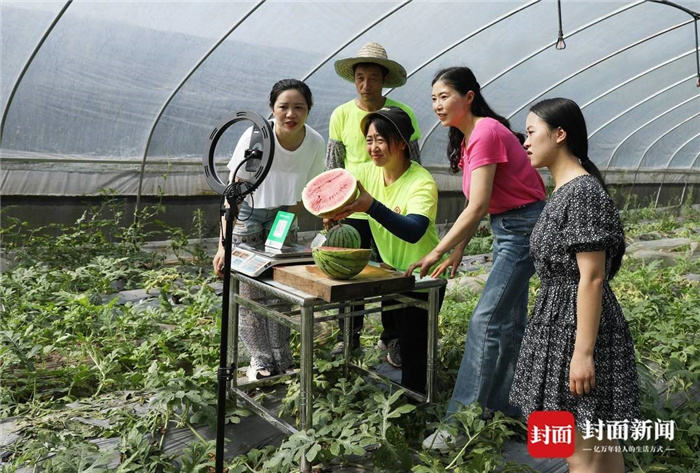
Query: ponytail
[
  {"left": 609, "top": 231, "right": 625, "bottom": 280},
  {"left": 579, "top": 157, "right": 608, "bottom": 194}
]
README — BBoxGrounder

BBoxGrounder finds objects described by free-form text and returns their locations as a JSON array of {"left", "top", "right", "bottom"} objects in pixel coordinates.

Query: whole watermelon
[
  {"left": 312, "top": 247, "right": 370, "bottom": 279},
  {"left": 325, "top": 224, "right": 361, "bottom": 249}
]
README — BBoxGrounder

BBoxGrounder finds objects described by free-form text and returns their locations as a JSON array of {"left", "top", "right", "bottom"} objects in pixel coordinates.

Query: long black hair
[
  {"left": 530, "top": 97, "right": 624, "bottom": 278},
  {"left": 269, "top": 79, "right": 313, "bottom": 110},
  {"left": 432, "top": 67, "right": 523, "bottom": 173}
]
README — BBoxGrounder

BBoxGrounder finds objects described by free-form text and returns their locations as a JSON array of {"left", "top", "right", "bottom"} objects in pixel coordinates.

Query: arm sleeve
[
  {"left": 325, "top": 139, "right": 345, "bottom": 170},
  {"left": 562, "top": 182, "right": 624, "bottom": 255},
  {"left": 325, "top": 107, "right": 346, "bottom": 170},
  {"left": 367, "top": 199, "right": 429, "bottom": 243},
  {"left": 409, "top": 140, "right": 421, "bottom": 164},
  {"left": 402, "top": 103, "right": 422, "bottom": 164}
]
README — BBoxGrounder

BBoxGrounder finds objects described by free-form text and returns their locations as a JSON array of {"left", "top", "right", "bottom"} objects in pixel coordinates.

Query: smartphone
[{"left": 244, "top": 125, "right": 264, "bottom": 172}]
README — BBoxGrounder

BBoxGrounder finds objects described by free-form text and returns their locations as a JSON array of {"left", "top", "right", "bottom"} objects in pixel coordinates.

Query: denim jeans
[{"left": 447, "top": 201, "right": 545, "bottom": 418}]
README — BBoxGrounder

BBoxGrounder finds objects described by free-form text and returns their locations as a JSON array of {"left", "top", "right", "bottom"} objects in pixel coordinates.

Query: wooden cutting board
[{"left": 273, "top": 264, "right": 415, "bottom": 302}]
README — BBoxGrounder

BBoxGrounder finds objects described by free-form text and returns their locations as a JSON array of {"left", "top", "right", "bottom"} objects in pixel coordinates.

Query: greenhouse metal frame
[{"left": 2, "top": 0, "right": 699, "bottom": 212}]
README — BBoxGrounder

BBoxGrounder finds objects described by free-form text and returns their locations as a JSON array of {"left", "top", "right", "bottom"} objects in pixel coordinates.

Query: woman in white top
[{"left": 212, "top": 79, "right": 325, "bottom": 381}]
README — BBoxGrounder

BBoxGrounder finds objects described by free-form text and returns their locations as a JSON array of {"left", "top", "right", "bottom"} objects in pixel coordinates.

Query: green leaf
[
  {"left": 306, "top": 443, "right": 322, "bottom": 462},
  {"left": 330, "top": 441, "right": 341, "bottom": 457},
  {"left": 374, "top": 425, "right": 412, "bottom": 471},
  {"left": 387, "top": 403, "right": 416, "bottom": 419}
]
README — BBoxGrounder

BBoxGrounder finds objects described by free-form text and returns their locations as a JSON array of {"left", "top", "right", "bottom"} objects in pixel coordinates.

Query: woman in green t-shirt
[{"left": 335, "top": 106, "right": 445, "bottom": 394}]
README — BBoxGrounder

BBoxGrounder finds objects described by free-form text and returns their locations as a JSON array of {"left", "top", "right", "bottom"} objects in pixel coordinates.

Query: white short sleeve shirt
[{"left": 227, "top": 120, "right": 325, "bottom": 209}]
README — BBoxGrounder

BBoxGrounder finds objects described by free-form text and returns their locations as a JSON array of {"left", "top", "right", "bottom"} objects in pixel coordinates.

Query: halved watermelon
[
  {"left": 302, "top": 169, "right": 358, "bottom": 219},
  {"left": 311, "top": 246, "right": 370, "bottom": 279}
]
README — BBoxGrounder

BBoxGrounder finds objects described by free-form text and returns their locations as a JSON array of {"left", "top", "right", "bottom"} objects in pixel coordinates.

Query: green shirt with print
[
  {"left": 355, "top": 161, "right": 444, "bottom": 276},
  {"left": 328, "top": 98, "right": 421, "bottom": 220}
]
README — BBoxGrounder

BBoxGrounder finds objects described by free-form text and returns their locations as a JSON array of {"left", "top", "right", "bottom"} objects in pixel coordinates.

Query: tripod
[
  {"left": 215, "top": 182, "right": 245, "bottom": 473},
  {"left": 202, "top": 111, "right": 274, "bottom": 473}
]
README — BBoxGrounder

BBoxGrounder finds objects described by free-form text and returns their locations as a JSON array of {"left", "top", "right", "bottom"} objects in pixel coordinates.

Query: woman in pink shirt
[{"left": 408, "top": 67, "right": 546, "bottom": 451}]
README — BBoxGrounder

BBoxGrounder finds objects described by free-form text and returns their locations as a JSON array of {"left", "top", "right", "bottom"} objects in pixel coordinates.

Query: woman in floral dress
[{"left": 510, "top": 98, "right": 640, "bottom": 473}]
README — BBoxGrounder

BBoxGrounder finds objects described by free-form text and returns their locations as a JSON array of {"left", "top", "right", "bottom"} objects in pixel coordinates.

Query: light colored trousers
[{"left": 233, "top": 203, "right": 298, "bottom": 373}]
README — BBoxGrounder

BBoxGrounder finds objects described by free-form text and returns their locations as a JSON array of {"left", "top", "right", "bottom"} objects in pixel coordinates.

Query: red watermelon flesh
[{"left": 302, "top": 169, "right": 358, "bottom": 218}]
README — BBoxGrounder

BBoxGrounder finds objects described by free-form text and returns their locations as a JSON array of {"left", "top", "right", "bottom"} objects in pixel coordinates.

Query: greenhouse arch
[
  {"left": 2, "top": 2, "right": 700, "bottom": 472},
  {"left": 2, "top": 1, "right": 698, "bottom": 222}
]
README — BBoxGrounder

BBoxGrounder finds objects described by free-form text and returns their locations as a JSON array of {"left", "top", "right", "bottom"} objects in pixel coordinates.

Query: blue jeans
[{"left": 447, "top": 201, "right": 545, "bottom": 418}]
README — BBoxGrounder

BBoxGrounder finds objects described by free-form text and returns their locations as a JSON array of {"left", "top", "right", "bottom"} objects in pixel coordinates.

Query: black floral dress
[{"left": 509, "top": 175, "right": 640, "bottom": 428}]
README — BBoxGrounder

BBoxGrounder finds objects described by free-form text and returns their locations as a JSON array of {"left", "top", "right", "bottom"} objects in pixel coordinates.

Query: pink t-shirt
[{"left": 460, "top": 117, "right": 545, "bottom": 214}]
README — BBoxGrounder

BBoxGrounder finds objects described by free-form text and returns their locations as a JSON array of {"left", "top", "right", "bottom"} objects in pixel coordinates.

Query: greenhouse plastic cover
[{"left": 1, "top": 0, "right": 699, "bottom": 198}]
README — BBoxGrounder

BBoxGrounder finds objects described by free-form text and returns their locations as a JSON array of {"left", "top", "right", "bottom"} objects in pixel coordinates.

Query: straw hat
[{"left": 334, "top": 42, "right": 407, "bottom": 88}]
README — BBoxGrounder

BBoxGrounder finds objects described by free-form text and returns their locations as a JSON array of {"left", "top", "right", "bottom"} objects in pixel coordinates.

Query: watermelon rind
[
  {"left": 325, "top": 224, "right": 361, "bottom": 249},
  {"left": 311, "top": 247, "right": 370, "bottom": 279},
  {"left": 302, "top": 169, "right": 359, "bottom": 219}
]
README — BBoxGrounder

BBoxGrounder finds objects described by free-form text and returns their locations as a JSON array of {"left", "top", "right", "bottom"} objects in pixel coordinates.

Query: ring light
[{"left": 203, "top": 110, "right": 274, "bottom": 195}]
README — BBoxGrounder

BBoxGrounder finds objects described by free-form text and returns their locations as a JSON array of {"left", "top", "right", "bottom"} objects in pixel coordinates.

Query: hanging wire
[
  {"left": 695, "top": 18, "right": 700, "bottom": 86},
  {"left": 645, "top": 1, "right": 700, "bottom": 85},
  {"left": 556, "top": 0, "right": 566, "bottom": 50}
]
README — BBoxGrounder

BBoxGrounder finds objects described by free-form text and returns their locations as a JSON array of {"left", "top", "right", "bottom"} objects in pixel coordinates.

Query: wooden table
[{"left": 225, "top": 263, "right": 446, "bottom": 471}]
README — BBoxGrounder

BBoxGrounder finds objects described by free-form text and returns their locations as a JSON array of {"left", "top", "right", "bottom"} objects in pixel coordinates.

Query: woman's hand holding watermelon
[{"left": 334, "top": 181, "right": 373, "bottom": 220}]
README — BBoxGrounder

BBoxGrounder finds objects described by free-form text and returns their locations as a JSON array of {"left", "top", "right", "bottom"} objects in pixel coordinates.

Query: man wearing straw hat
[{"left": 326, "top": 42, "right": 421, "bottom": 367}]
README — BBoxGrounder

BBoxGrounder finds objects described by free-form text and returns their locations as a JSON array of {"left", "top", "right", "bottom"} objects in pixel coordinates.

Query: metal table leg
[
  {"left": 427, "top": 287, "right": 439, "bottom": 403},
  {"left": 342, "top": 302, "right": 351, "bottom": 378},
  {"left": 225, "top": 272, "right": 445, "bottom": 471},
  {"left": 299, "top": 305, "right": 314, "bottom": 473}
]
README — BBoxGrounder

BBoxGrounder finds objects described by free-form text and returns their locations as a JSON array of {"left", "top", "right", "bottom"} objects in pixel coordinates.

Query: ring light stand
[{"left": 203, "top": 111, "right": 274, "bottom": 473}]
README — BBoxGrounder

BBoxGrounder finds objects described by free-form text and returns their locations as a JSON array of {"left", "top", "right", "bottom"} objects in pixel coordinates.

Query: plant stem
[
  {"left": 159, "top": 409, "right": 170, "bottom": 450},
  {"left": 445, "top": 434, "right": 475, "bottom": 470},
  {"left": 444, "top": 419, "right": 510, "bottom": 470},
  {"left": 185, "top": 420, "right": 207, "bottom": 444}
]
